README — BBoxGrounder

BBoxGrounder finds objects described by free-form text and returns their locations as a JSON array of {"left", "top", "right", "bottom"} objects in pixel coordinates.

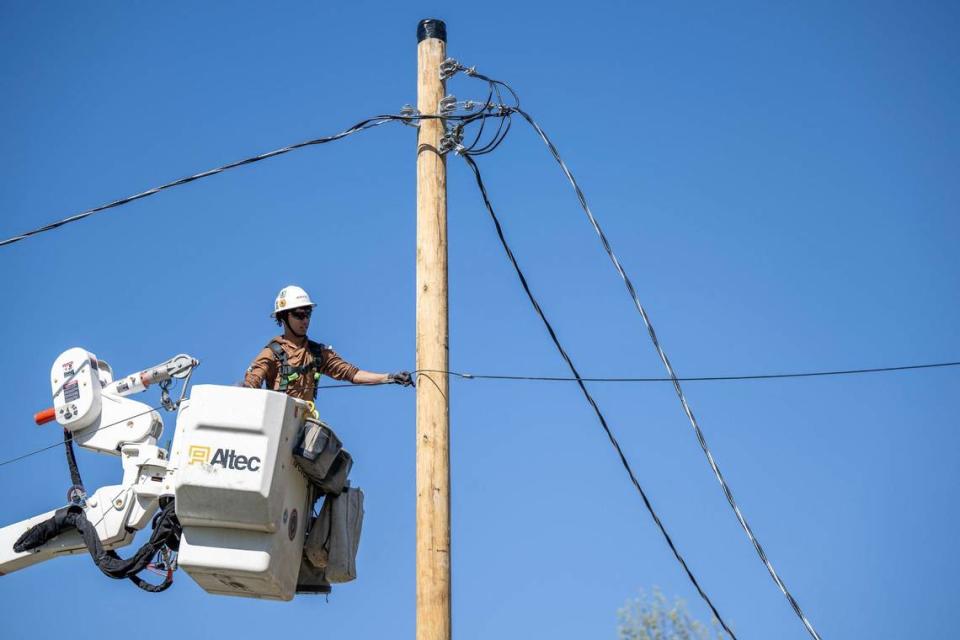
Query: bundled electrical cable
[{"left": 12, "top": 431, "right": 181, "bottom": 593}]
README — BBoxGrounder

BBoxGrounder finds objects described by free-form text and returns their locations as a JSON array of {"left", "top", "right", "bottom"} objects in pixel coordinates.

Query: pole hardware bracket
[
  {"left": 438, "top": 125, "right": 465, "bottom": 156},
  {"left": 439, "top": 57, "right": 475, "bottom": 81},
  {"left": 439, "top": 57, "right": 461, "bottom": 80},
  {"left": 438, "top": 95, "right": 458, "bottom": 116},
  {"left": 399, "top": 104, "right": 421, "bottom": 128}
]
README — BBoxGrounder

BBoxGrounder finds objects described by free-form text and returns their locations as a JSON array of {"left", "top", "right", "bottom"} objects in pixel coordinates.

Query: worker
[{"left": 244, "top": 285, "right": 413, "bottom": 400}]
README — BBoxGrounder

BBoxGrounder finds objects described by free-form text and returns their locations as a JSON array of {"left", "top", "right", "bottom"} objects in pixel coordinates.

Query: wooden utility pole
[{"left": 415, "top": 17, "right": 451, "bottom": 640}]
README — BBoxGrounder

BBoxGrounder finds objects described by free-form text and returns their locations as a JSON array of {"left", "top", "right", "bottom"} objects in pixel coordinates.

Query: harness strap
[
  {"left": 268, "top": 341, "right": 292, "bottom": 391},
  {"left": 268, "top": 340, "right": 327, "bottom": 397}
]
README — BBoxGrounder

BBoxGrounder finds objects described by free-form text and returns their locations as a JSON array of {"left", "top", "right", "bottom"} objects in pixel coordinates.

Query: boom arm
[
  {"left": 2, "top": 349, "right": 344, "bottom": 601},
  {"left": 0, "top": 348, "right": 197, "bottom": 576}
]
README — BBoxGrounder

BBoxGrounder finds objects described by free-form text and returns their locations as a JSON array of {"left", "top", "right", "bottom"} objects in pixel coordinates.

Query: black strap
[
  {"left": 268, "top": 341, "right": 287, "bottom": 365},
  {"left": 308, "top": 340, "right": 327, "bottom": 365},
  {"left": 269, "top": 339, "right": 327, "bottom": 396},
  {"left": 268, "top": 341, "right": 292, "bottom": 391},
  {"left": 63, "top": 429, "right": 83, "bottom": 489},
  {"left": 307, "top": 341, "right": 327, "bottom": 400}
]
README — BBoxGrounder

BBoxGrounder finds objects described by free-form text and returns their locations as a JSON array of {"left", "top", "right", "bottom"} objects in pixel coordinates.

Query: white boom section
[
  {"left": 0, "top": 484, "right": 135, "bottom": 575},
  {"left": 0, "top": 348, "right": 194, "bottom": 576},
  {"left": 50, "top": 348, "right": 196, "bottom": 455}
]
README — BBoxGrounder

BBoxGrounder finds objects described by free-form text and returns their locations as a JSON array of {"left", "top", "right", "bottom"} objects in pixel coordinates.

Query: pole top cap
[{"left": 417, "top": 18, "right": 446, "bottom": 43}]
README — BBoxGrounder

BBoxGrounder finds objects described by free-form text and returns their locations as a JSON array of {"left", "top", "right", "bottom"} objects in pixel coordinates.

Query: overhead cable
[
  {"left": 0, "top": 111, "right": 493, "bottom": 249},
  {"left": 1, "top": 370, "right": 198, "bottom": 470},
  {"left": 0, "top": 405, "right": 163, "bottom": 469},
  {"left": 429, "top": 361, "right": 960, "bottom": 384},
  {"left": 314, "top": 360, "right": 960, "bottom": 390},
  {"left": 461, "top": 153, "right": 738, "bottom": 640},
  {"left": 512, "top": 106, "right": 823, "bottom": 640}
]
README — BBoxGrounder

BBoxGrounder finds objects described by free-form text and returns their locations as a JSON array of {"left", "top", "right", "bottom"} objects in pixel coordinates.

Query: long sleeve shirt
[{"left": 243, "top": 335, "right": 360, "bottom": 400}]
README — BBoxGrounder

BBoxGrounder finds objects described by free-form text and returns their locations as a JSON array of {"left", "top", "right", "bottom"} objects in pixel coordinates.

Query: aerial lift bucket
[{"left": 170, "top": 384, "right": 312, "bottom": 601}]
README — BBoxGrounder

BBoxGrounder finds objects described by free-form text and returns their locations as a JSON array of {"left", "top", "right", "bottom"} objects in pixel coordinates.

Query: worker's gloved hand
[{"left": 388, "top": 371, "right": 415, "bottom": 387}]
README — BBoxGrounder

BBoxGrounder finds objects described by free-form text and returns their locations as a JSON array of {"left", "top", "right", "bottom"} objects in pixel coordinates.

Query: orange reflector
[{"left": 34, "top": 407, "right": 56, "bottom": 426}]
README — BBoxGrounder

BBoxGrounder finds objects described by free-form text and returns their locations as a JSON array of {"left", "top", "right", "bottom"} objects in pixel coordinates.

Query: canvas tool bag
[
  {"left": 293, "top": 418, "right": 343, "bottom": 484},
  {"left": 304, "top": 487, "right": 364, "bottom": 583}
]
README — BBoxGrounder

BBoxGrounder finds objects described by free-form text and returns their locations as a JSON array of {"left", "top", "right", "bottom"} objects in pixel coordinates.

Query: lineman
[{"left": 244, "top": 285, "right": 413, "bottom": 399}]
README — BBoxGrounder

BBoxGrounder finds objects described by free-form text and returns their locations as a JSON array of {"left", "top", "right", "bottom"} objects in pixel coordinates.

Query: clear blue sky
[{"left": 1, "top": 3, "right": 957, "bottom": 639}]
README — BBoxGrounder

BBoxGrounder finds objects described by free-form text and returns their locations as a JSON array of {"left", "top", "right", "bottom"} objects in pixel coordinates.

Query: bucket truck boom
[{"left": 0, "top": 347, "right": 360, "bottom": 600}]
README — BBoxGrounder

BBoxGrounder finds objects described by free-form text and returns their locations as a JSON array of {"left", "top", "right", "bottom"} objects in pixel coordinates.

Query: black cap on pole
[{"left": 417, "top": 18, "right": 446, "bottom": 43}]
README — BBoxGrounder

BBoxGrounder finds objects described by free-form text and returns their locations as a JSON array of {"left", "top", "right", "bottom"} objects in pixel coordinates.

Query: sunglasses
[{"left": 289, "top": 309, "right": 312, "bottom": 320}]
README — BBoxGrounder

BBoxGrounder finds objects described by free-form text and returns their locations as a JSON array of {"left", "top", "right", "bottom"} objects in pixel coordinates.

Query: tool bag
[
  {"left": 304, "top": 487, "right": 364, "bottom": 583},
  {"left": 314, "top": 449, "right": 352, "bottom": 495},
  {"left": 293, "top": 418, "right": 343, "bottom": 484}
]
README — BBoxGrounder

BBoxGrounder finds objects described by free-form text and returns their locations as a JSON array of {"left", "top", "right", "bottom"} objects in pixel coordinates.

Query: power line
[
  {"left": 0, "top": 405, "right": 164, "bottom": 469},
  {"left": 424, "top": 361, "right": 960, "bottom": 384},
  {"left": 14, "top": 357, "right": 942, "bottom": 460},
  {"left": 0, "top": 61, "right": 919, "bottom": 634},
  {"left": 314, "top": 360, "right": 960, "bottom": 390},
  {"left": 461, "top": 153, "right": 739, "bottom": 639},
  {"left": 0, "top": 111, "right": 494, "bottom": 249},
  {"left": 512, "top": 106, "right": 824, "bottom": 640},
  {"left": 0, "top": 117, "right": 382, "bottom": 248}
]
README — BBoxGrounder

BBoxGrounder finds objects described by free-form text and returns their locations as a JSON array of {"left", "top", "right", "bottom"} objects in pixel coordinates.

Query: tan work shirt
[{"left": 244, "top": 335, "right": 360, "bottom": 400}]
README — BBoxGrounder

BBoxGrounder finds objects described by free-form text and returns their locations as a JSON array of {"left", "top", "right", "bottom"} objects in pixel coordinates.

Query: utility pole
[{"left": 415, "top": 17, "right": 451, "bottom": 640}]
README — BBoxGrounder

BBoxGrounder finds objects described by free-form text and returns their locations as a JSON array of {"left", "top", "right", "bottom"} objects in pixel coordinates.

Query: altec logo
[
  {"left": 188, "top": 445, "right": 262, "bottom": 471},
  {"left": 188, "top": 445, "right": 210, "bottom": 465}
]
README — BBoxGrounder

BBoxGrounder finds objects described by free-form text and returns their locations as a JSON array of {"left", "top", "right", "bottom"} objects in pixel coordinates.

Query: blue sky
[{"left": 1, "top": 2, "right": 958, "bottom": 638}]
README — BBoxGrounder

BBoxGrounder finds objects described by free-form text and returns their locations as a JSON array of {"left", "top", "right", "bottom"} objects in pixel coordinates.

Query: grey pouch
[
  {"left": 293, "top": 419, "right": 343, "bottom": 484},
  {"left": 315, "top": 449, "right": 353, "bottom": 496},
  {"left": 304, "top": 487, "right": 364, "bottom": 583}
]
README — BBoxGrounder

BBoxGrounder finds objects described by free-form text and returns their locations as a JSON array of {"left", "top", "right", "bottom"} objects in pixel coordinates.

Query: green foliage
[{"left": 617, "top": 588, "right": 728, "bottom": 640}]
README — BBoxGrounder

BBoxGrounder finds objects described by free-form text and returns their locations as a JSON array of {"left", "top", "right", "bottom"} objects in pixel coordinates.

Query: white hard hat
[{"left": 272, "top": 285, "right": 317, "bottom": 317}]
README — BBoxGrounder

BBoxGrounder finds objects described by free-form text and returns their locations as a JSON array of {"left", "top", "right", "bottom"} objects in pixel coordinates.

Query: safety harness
[{"left": 269, "top": 339, "right": 327, "bottom": 399}]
